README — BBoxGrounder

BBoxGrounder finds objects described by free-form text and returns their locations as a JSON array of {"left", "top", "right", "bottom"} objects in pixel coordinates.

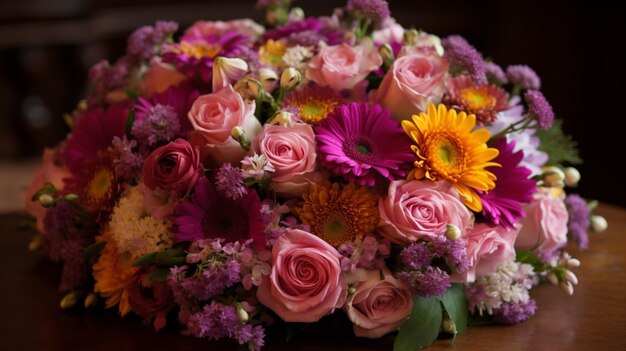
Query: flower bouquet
[{"left": 23, "top": 0, "right": 608, "bottom": 350}]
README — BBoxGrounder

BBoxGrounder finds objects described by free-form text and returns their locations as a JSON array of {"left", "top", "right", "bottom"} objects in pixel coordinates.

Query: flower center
[
  {"left": 88, "top": 168, "right": 114, "bottom": 202},
  {"left": 426, "top": 133, "right": 466, "bottom": 180},
  {"left": 202, "top": 202, "right": 249, "bottom": 242},
  {"left": 175, "top": 40, "right": 222, "bottom": 60},
  {"left": 318, "top": 211, "right": 355, "bottom": 247},
  {"left": 344, "top": 137, "right": 375, "bottom": 164},
  {"left": 460, "top": 88, "right": 496, "bottom": 110},
  {"left": 298, "top": 98, "right": 337, "bottom": 124}
]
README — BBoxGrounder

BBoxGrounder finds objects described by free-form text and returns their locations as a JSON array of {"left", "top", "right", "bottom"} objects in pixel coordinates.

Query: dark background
[{"left": 1, "top": 0, "right": 624, "bottom": 207}]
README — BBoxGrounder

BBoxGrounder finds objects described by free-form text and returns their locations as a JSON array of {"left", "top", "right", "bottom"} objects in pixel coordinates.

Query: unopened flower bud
[
  {"left": 231, "top": 126, "right": 250, "bottom": 151},
  {"left": 590, "top": 215, "right": 608, "bottom": 233},
  {"left": 441, "top": 314, "right": 457, "bottom": 334},
  {"left": 39, "top": 194, "right": 54, "bottom": 208},
  {"left": 64, "top": 194, "right": 79, "bottom": 202},
  {"left": 403, "top": 29, "right": 419, "bottom": 45},
  {"left": 28, "top": 234, "right": 41, "bottom": 252},
  {"left": 271, "top": 111, "right": 293, "bottom": 126},
  {"left": 348, "top": 285, "right": 357, "bottom": 295},
  {"left": 547, "top": 272, "right": 559, "bottom": 285},
  {"left": 280, "top": 67, "right": 302, "bottom": 91},
  {"left": 84, "top": 293, "right": 98, "bottom": 308},
  {"left": 564, "top": 270, "right": 578, "bottom": 285},
  {"left": 235, "top": 77, "right": 263, "bottom": 100},
  {"left": 540, "top": 166, "right": 565, "bottom": 188},
  {"left": 560, "top": 281, "right": 574, "bottom": 295},
  {"left": 213, "top": 57, "right": 249, "bottom": 92},
  {"left": 567, "top": 258, "right": 581, "bottom": 268},
  {"left": 343, "top": 31, "right": 356, "bottom": 46},
  {"left": 258, "top": 67, "right": 279, "bottom": 93},
  {"left": 236, "top": 304, "right": 249, "bottom": 323},
  {"left": 379, "top": 44, "right": 395, "bottom": 72},
  {"left": 288, "top": 7, "right": 305, "bottom": 22},
  {"left": 445, "top": 224, "right": 461, "bottom": 240},
  {"left": 563, "top": 167, "right": 581, "bottom": 187},
  {"left": 60, "top": 292, "right": 79, "bottom": 309}
]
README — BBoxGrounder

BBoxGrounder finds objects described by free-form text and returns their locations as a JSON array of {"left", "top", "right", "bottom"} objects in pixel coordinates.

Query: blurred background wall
[{"left": 1, "top": 0, "right": 624, "bottom": 207}]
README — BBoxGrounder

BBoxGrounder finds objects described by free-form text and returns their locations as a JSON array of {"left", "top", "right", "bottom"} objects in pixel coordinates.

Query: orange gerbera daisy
[
  {"left": 294, "top": 181, "right": 379, "bottom": 248},
  {"left": 401, "top": 103, "right": 500, "bottom": 212},
  {"left": 92, "top": 231, "right": 139, "bottom": 316}
]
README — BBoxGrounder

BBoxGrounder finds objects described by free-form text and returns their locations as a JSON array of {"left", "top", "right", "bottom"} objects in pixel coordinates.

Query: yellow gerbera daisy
[
  {"left": 401, "top": 103, "right": 500, "bottom": 212},
  {"left": 92, "top": 232, "right": 139, "bottom": 316},
  {"left": 294, "top": 181, "right": 379, "bottom": 248}
]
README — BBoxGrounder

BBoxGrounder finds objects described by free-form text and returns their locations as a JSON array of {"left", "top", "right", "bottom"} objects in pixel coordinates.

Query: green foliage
[
  {"left": 394, "top": 296, "right": 442, "bottom": 351},
  {"left": 439, "top": 284, "right": 468, "bottom": 335},
  {"left": 133, "top": 247, "right": 186, "bottom": 266},
  {"left": 83, "top": 241, "right": 106, "bottom": 259},
  {"left": 125, "top": 108, "right": 136, "bottom": 137},
  {"left": 536, "top": 119, "right": 582, "bottom": 166}
]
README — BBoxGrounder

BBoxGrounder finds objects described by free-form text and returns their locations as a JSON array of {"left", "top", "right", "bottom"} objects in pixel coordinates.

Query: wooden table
[{"left": 0, "top": 204, "right": 624, "bottom": 351}]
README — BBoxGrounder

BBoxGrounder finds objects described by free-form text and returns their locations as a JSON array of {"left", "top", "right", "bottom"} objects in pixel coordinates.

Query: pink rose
[
  {"left": 253, "top": 123, "right": 320, "bottom": 197},
  {"left": 378, "top": 180, "right": 474, "bottom": 245},
  {"left": 256, "top": 229, "right": 347, "bottom": 322},
  {"left": 184, "top": 19, "right": 264, "bottom": 39},
  {"left": 456, "top": 223, "right": 520, "bottom": 283},
  {"left": 372, "top": 51, "right": 449, "bottom": 120},
  {"left": 23, "top": 148, "right": 71, "bottom": 232},
  {"left": 188, "top": 85, "right": 261, "bottom": 164},
  {"left": 142, "top": 139, "right": 202, "bottom": 195},
  {"left": 344, "top": 268, "right": 413, "bottom": 338},
  {"left": 306, "top": 39, "right": 382, "bottom": 91},
  {"left": 515, "top": 188, "right": 569, "bottom": 255},
  {"left": 140, "top": 57, "right": 187, "bottom": 97}
]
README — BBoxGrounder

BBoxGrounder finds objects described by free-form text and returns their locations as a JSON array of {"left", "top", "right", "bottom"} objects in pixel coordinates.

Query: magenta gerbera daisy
[
  {"left": 315, "top": 102, "right": 415, "bottom": 187},
  {"left": 173, "top": 177, "right": 265, "bottom": 247},
  {"left": 163, "top": 31, "right": 250, "bottom": 82},
  {"left": 63, "top": 103, "right": 128, "bottom": 173},
  {"left": 479, "top": 137, "right": 536, "bottom": 228}
]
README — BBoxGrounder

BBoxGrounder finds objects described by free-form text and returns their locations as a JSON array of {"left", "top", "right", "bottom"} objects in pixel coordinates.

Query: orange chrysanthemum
[
  {"left": 92, "top": 232, "right": 139, "bottom": 316},
  {"left": 401, "top": 103, "right": 500, "bottom": 212},
  {"left": 295, "top": 181, "right": 379, "bottom": 248}
]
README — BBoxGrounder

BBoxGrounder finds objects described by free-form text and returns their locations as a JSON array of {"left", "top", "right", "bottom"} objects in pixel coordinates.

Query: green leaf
[
  {"left": 394, "top": 296, "right": 442, "bottom": 351},
  {"left": 133, "top": 247, "right": 186, "bottom": 267},
  {"left": 536, "top": 119, "right": 582, "bottom": 166},
  {"left": 438, "top": 283, "right": 468, "bottom": 335},
  {"left": 83, "top": 241, "right": 106, "bottom": 259},
  {"left": 125, "top": 108, "right": 136, "bottom": 137},
  {"left": 148, "top": 267, "right": 171, "bottom": 282}
]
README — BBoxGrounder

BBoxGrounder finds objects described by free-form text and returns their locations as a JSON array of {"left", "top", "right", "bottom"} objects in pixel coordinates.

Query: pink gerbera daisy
[
  {"left": 173, "top": 177, "right": 265, "bottom": 247},
  {"left": 315, "top": 102, "right": 415, "bottom": 187},
  {"left": 443, "top": 75, "right": 510, "bottom": 125},
  {"left": 479, "top": 137, "right": 536, "bottom": 228}
]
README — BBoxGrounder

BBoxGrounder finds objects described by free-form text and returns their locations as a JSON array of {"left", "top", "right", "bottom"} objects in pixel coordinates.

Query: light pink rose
[
  {"left": 456, "top": 223, "right": 520, "bottom": 283},
  {"left": 372, "top": 51, "right": 449, "bottom": 120},
  {"left": 515, "top": 188, "right": 569, "bottom": 255},
  {"left": 256, "top": 229, "right": 347, "bottom": 322},
  {"left": 253, "top": 123, "right": 320, "bottom": 197},
  {"left": 378, "top": 180, "right": 474, "bottom": 245},
  {"left": 306, "top": 38, "right": 382, "bottom": 91},
  {"left": 184, "top": 19, "right": 264, "bottom": 39},
  {"left": 372, "top": 18, "right": 404, "bottom": 46},
  {"left": 23, "top": 148, "right": 71, "bottom": 232},
  {"left": 344, "top": 268, "right": 413, "bottom": 338},
  {"left": 188, "top": 85, "right": 261, "bottom": 164},
  {"left": 142, "top": 139, "right": 202, "bottom": 195},
  {"left": 140, "top": 57, "right": 187, "bottom": 97}
]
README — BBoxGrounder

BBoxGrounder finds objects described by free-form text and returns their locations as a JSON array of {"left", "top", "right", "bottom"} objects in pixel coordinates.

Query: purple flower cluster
[
  {"left": 565, "top": 194, "right": 591, "bottom": 250},
  {"left": 347, "top": 0, "right": 391, "bottom": 26},
  {"left": 338, "top": 234, "right": 391, "bottom": 271},
  {"left": 168, "top": 262, "right": 241, "bottom": 304},
  {"left": 396, "top": 237, "right": 468, "bottom": 297},
  {"left": 215, "top": 163, "right": 248, "bottom": 200},
  {"left": 132, "top": 100, "right": 181, "bottom": 148},
  {"left": 127, "top": 21, "right": 179, "bottom": 61},
  {"left": 493, "top": 300, "right": 537, "bottom": 325},
  {"left": 442, "top": 35, "right": 487, "bottom": 84},
  {"left": 524, "top": 90, "right": 555, "bottom": 130},
  {"left": 485, "top": 61, "right": 508, "bottom": 85},
  {"left": 186, "top": 301, "right": 265, "bottom": 351},
  {"left": 264, "top": 18, "right": 343, "bottom": 46},
  {"left": 506, "top": 64, "right": 541, "bottom": 90},
  {"left": 111, "top": 136, "right": 143, "bottom": 180}
]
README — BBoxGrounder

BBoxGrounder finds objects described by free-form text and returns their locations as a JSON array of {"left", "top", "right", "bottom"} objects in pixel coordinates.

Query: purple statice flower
[
  {"left": 148, "top": 81, "right": 201, "bottom": 135},
  {"left": 506, "top": 64, "right": 541, "bottom": 90},
  {"left": 315, "top": 102, "right": 415, "bottom": 187},
  {"left": 347, "top": 0, "right": 391, "bottom": 26},
  {"left": 163, "top": 30, "right": 251, "bottom": 82},
  {"left": 485, "top": 61, "right": 508, "bottom": 85},
  {"left": 215, "top": 163, "right": 248, "bottom": 200},
  {"left": 288, "top": 30, "right": 327, "bottom": 47},
  {"left": 111, "top": 136, "right": 143, "bottom": 180},
  {"left": 397, "top": 266, "right": 451, "bottom": 298},
  {"left": 132, "top": 100, "right": 180, "bottom": 148},
  {"left": 565, "top": 194, "right": 591, "bottom": 250},
  {"left": 524, "top": 90, "right": 555, "bottom": 130},
  {"left": 479, "top": 138, "right": 536, "bottom": 228},
  {"left": 493, "top": 300, "right": 537, "bottom": 324},
  {"left": 442, "top": 35, "right": 487, "bottom": 84},
  {"left": 264, "top": 17, "right": 343, "bottom": 46},
  {"left": 400, "top": 242, "right": 433, "bottom": 271},
  {"left": 173, "top": 177, "right": 266, "bottom": 247},
  {"left": 42, "top": 201, "right": 96, "bottom": 292},
  {"left": 167, "top": 260, "right": 241, "bottom": 303},
  {"left": 186, "top": 302, "right": 266, "bottom": 351},
  {"left": 127, "top": 20, "right": 179, "bottom": 61},
  {"left": 429, "top": 236, "right": 469, "bottom": 274}
]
